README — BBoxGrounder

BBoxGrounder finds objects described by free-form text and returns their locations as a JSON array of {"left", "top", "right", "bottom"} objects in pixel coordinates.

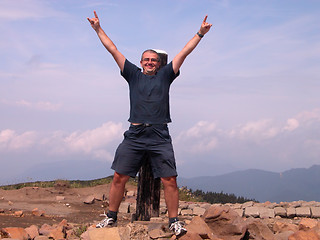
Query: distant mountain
[
  {"left": 0, "top": 160, "right": 114, "bottom": 186},
  {"left": 178, "top": 165, "right": 320, "bottom": 203}
]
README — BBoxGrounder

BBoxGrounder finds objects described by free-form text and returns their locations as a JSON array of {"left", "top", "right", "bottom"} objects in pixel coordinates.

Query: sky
[{"left": 1, "top": 0, "right": 320, "bottom": 185}]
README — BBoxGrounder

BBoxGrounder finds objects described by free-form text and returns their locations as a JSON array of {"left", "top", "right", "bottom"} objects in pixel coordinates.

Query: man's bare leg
[
  {"left": 161, "top": 176, "right": 179, "bottom": 218},
  {"left": 109, "top": 172, "right": 130, "bottom": 212},
  {"left": 161, "top": 176, "right": 187, "bottom": 236}
]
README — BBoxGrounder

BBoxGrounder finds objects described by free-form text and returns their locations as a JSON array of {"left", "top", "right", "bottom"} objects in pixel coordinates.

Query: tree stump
[{"left": 135, "top": 157, "right": 161, "bottom": 221}]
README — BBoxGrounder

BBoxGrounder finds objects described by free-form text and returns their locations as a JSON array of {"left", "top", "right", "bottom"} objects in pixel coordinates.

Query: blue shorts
[{"left": 111, "top": 124, "right": 177, "bottom": 178}]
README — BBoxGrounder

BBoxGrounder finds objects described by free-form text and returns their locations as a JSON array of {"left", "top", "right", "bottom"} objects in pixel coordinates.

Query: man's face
[{"left": 140, "top": 52, "right": 161, "bottom": 76}]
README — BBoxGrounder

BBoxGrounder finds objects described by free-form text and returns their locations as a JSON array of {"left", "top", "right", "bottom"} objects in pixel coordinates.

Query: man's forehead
[{"left": 142, "top": 52, "right": 158, "bottom": 57}]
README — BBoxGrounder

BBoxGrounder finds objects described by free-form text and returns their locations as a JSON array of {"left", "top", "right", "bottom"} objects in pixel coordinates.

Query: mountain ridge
[{"left": 178, "top": 165, "right": 320, "bottom": 203}]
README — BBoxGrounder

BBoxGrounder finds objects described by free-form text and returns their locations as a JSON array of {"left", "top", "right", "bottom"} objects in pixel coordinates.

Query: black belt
[{"left": 131, "top": 123, "right": 166, "bottom": 127}]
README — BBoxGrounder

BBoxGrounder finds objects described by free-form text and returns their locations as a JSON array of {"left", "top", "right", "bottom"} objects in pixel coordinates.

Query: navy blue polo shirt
[{"left": 121, "top": 59, "right": 180, "bottom": 124}]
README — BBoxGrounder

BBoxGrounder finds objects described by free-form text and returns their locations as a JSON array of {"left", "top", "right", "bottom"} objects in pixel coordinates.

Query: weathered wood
[
  {"left": 153, "top": 49, "right": 168, "bottom": 67},
  {"left": 135, "top": 157, "right": 161, "bottom": 221}
]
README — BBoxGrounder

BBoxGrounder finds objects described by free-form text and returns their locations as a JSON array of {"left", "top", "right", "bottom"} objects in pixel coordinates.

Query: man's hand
[
  {"left": 87, "top": 10, "right": 125, "bottom": 72},
  {"left": 199, "top": 15, "right": 212, "bottom": 36},
  {"left": 87, "top": 11, "right": 100, "bottom": 32}
]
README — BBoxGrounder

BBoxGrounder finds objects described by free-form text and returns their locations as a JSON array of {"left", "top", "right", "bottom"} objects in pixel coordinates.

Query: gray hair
[{"left": 140, "top": 49, "right": 161, "bottom": 62}]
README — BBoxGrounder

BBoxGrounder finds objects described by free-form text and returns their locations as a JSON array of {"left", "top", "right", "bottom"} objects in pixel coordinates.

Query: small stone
[
  {"left": 14, "top": 210, "right": 24, "bottom": 217},
  {"left": 56, "top": 196, "right": 65, "bottom": 201},
  {"left": 83, "top": 195, "right": 95, "bottom": 204},
  {"left": 126, "top": 191, "right": 135, "bottom": 197},
  {"left": 32, "top": 208, "right": 45, "bottom": 216},
  {"left": 181, "top": 209, "right": 193, "bottom": 216},
  {"left": 150, "top": 217, "right": 163, "bottom": 222}
]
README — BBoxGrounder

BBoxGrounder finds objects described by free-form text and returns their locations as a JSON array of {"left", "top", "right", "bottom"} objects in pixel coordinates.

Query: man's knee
[
  {"left": 161, "top": 176, "right": 178, "bottom": 188},
  {"left": 113, "top": 172, "right": 130, "bottom": 186}
]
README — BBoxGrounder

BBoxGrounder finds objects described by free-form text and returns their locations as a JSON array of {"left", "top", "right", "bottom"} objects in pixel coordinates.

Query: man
[{"left": 87, "top": 11, "right": 212, "bottom": 236}]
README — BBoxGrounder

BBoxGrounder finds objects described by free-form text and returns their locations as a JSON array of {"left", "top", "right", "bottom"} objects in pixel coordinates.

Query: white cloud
[
  {"left": 0, "top": 122, "right": 125, "bottom": 161},
  {"left": 0, "top": 129, "right": 37, "bottom": 150},
  {"left": 190, "top": 138, "right": 218, "bottom": 153},
  {"left": 296, "top": 108, "right": 320, "bottom": 123},
  {"left": 177, "top": 121, "right": 216, "bottom": 139},
  {"left": 63, "top": 122, "right": 123, "bottom": 154},
  {"left": 283, "top": 118, "right": 299, "bottom": 132},
  {"left": 176, "top": 121, "right": 218, "bottom": 153},
  {"left": 229, "top": 119, "right": 279, "bottom": 140}
]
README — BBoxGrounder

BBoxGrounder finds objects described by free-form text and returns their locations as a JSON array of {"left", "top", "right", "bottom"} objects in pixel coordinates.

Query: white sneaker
[
  {"left": 96, "top": 212, "right": 117, "bottom": 228},
  {"left": 169, "top": 221, "right": 187, "bottom": 236}
]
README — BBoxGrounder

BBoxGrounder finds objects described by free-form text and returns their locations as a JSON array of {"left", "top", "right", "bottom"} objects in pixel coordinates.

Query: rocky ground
[
  {"left": 0, "top": 183, "right": 115, "bottom": 228},
  {"left": 1, "top": 183, "right": 320, "bottom": 239}
]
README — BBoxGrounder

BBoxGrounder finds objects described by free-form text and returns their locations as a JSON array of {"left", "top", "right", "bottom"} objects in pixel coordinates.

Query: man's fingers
[
  {"left": 94, "top": 10, "right": 98, "bottom": 19},
  {"left": 203, "top": 15, "right": 208, "bottom": 23}
]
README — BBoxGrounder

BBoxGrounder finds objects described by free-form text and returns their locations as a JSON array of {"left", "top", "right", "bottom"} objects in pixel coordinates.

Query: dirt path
[{"left": 0, "top": 183, "right": 135, "bottom": 228}]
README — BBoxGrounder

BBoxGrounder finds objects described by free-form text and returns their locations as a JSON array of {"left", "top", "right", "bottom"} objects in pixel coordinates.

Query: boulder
[
  {"left": 287, "top": 208, "right": 296, "bottom": 218},
  {"left": 273, "top": 221, "right": 299, "bottom": 233},
  {"left": 234, "top": 208, "right": 244, "bottom": 217},
  {"left": 244, "top": 206, "right": 260, "bottom": 218},
  {"left": 274, "top": 207, "right": 286, "bottom": 217},
  {"left": 34, "top": 236, "right": 51, "bottom": 240},
  {"left": 298, "top": 218, "right": 318, "bottom": 231},
  {"left": 275, "top": 231, "right": 295, "bottom": 240},
  {"left": 24, "top": 225, "right": 39, "bottom": 239},
  {"left": 310, "top": 207, "right": 320, "bottom": 218},
  {"left": 87, "top": 227, "right": 121, "bottom": 240},
  {"left": 288, "top": 229, "right": 320, "bottom": 240},
  {"left": 193, "top": 206, "right": 206, "bottom": 216},
  {"left": 203, "top": 205, "right": 247, "bottom": 240},
  {"left": 246, "top": 218, "right": 276, "bottom": 240},
  {"left": 260, "top": 207, "right": 275, "bottom": 218},
  {"left": 148, "top": 228, "right": 171, "bottom": 239},
  {"left": 242, "top": 201, "right": 254, "bottom": 208},
  {"left": 186, "top": 216, "right": 215, "bottom": 239},
  {"left": 296, "top": 207, "right": 311, "bottom": 217},
  {"left": 1, "top": 227, "right": 29, "bottom": 240},
  {"left": 39, "top": 223, "right": 65, "bottom": 239},
  {"left": 181, "top": 209, "right": 193, "bottom": 216},
  {"left": 179, "top": 232, "right": 203, "bottom": 240}
]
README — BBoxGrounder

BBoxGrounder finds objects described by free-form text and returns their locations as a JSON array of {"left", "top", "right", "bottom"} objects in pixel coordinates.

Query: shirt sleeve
[
  {"left": 120, "top": 59, "right": 142, "bottom": 83},
  {"left": 162, "top": 61, "right": 180, "bottom": 83}
]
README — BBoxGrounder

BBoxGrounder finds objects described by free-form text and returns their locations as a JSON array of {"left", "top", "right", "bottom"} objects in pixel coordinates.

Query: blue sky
[{"left": 1, "top": 0, "right": 320, "bottom": 185}]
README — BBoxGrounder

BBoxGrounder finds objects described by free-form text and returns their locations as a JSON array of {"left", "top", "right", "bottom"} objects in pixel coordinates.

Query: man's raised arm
[
  {"left": 172, "top": 16, "right": 212, "bottom": 74},
  {"left": 87, "top": 11, "right": 125, "bottom": 72}
]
